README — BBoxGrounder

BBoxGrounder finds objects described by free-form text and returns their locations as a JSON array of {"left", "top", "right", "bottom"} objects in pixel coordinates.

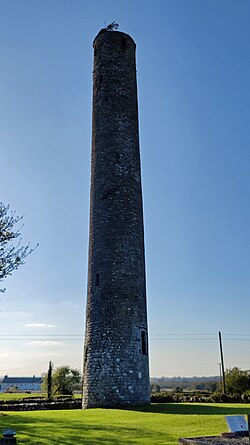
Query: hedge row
[{"left": 150, "top": 392, "right": 250, "bottom": 403}]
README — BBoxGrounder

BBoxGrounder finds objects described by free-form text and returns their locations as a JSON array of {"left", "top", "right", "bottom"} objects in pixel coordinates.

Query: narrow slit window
[
  {"left": 95, "top": 273, "right": 100, "bottom": 286},
  {"left": 120, "top": 38, "right": 127, "bottom": 51},
  {"left": 84, "top": 346, "right": 88, "bottom": 364},
  {"left": 141, "top": 331, "right": 147, "bottom": 355}
]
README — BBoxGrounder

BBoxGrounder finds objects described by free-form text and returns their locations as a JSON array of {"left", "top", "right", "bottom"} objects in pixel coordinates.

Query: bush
[
  {"left": 151, "top": 390, "right": 250, "bottom": 404},
  {"left": 151, "top": 392, "right": 175, "bottom": 403},
  {"left": 207, "top": 392, "right": 243, "bottom": 403}
]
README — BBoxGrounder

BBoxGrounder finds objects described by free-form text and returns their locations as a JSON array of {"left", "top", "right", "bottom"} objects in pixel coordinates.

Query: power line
[
  {"left": 1, "top": 333, "right": 123, "bottom": 336},
  {"left": 1, "top": 332, "right": 250, "bottom": 336},
  {"left": 1, "top": 337, "right": 250, "bottom": 341},
  {"left": 1, "top": 333, "right": 250, "bottom": 342},
  {"left": 0, "top": 362, "right": 47, "bottom": 372},
  {"left": 0, "top": 337, "right": 83, "bottom": 341}
]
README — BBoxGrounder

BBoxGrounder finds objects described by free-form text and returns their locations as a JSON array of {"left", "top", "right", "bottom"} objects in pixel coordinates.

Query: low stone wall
[
  {"left": 0, "top": 398, "right": 81, "bottom": 411},
  {"left": 179, "top": 436, "right": 249, "bottom": 445}
]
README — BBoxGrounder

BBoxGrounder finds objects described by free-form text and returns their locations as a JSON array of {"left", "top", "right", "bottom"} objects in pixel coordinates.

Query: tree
[
  {"left": 42, "top": 365, "right": 81, "bottom": 396},
  {"left": 47, "top": 361, "right": 53, "bottom": 400},
  {"left": 225, "top": 367, "right": 250, "bottom": 395},
  {"left": 209, "top": 382, "right": 219, "bottom": 393},
  {"left": 0, "top": 202, "right": 37, "bottom": 292},
  {"left": 106, "top": 21, "right": 119, "bottom": 31},
  {"left": 194, "top": 383, "right": 206, "bottom": 391}
]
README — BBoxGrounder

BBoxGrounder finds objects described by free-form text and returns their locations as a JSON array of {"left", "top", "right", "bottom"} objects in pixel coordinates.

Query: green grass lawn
[
  {"left": 0, "top": 393, "right": 46, "bottom": 401},
  {"left": 0, "top": 403, "right": 250, "bottom": 445},
  {"left": 0, "top": 393, "right": 82, "bottom": 401}
]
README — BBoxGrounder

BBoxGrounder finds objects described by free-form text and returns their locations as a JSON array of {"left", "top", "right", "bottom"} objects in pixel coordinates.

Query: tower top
[{"left": 93, "top": 29, "right": 136, "bottom": 48}]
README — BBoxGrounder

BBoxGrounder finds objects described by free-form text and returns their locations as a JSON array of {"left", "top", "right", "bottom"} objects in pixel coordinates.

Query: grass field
[
  {"left": 0, "top": 393, "right": 82, "bottom": 401},
  {"left": 0, "top": 393, "right": 46, "bottom": 401},
  {"left": 0, "top": 403, "right": 250, "bottom": 444}
]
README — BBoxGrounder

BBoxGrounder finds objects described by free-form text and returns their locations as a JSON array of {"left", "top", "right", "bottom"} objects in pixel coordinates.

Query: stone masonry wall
[{"left": 82, "top": 30, "right": 150, "bottom": 408}]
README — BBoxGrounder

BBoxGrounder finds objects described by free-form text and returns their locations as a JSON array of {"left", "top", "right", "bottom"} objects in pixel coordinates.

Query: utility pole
[
  {"left": 218, "top": 331, "right": 226, "bottom": 394},
  {"left": 218, "top": 362, "right": 222, "bottom": 390}
]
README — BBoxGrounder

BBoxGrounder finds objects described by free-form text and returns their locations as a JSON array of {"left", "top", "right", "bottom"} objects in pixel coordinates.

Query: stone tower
[{"left": 82, "top": 29, "right": 150, "bottom": 408}]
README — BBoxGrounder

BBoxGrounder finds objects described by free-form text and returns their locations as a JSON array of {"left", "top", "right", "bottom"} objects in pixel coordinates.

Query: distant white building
[{"left": 0, "top": 375, "right": 43, "bottom": 393}]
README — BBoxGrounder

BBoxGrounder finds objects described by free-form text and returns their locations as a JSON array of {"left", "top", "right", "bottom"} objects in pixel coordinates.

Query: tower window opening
[
  {"left": 94, "top": 46, "right": 97, "bottom": 56},
  {"left": 141, "top": 331, "right": 147, "bottom": 355},
  {"left": 120, "top": 38, "right": 127, "bottom": 51},
  {"left": 84, "top": 346, "right": 88, "bottom": 364},
  {"left": 95, "top": 273, "right": 100, "bottom": 286},
  {"left": 99, "top": 75, "right": 103, "bottom": 83}
]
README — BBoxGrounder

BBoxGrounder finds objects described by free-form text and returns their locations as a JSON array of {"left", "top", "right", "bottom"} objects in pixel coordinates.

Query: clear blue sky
[{"left": 0, "top": 0, "right": 249, "bottom": 377}]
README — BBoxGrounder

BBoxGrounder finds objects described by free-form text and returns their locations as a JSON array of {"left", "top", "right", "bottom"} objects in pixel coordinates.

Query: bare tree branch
[{"left": 0, "top": 202, "right": 38, "bottom": 291}]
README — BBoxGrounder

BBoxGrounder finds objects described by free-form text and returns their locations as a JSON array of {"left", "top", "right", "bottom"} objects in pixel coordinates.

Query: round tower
[{"left": 82, "top": 29, "right": 150, "bottom": 408}]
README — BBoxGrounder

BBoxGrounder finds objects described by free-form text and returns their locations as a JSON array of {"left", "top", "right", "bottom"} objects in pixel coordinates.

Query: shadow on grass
[
  {"left": 0, "top": 411, "right": 170, "bottom": 445},
  {"left": 129, "top": 403, "right": 250, "bottom": 415},
  {"left": 1, "top": 404, "right": 250, "bottom": 444}
]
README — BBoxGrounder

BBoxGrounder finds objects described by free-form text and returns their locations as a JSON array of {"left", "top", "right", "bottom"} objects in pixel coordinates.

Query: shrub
[{"left": 151, "top": 392, "right": 175, "bottom": 403}]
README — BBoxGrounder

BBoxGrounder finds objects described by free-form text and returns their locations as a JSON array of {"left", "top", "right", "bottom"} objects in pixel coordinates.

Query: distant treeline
[{"left": 150, "top": 376, "right": 220, "bottom": 392}]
